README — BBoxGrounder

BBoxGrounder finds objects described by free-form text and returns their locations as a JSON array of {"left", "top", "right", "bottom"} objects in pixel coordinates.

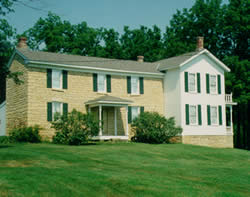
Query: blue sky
[
  {"left": 6, "top": 0, "right": 197, "bottom": 34},
  {"left": 6, "top": 0, "right": 226, "bottom": 35}
]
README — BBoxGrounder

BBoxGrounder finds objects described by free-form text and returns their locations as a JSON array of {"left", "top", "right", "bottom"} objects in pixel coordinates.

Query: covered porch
[
  {"left": 225, "top": 93, "right": 237, "bottom": 134},
  {"left": 85, "top": 95, "right": 133, "bottom": 140}
]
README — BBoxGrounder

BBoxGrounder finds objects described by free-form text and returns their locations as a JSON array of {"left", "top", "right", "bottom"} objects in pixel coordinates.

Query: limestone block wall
[
  {"left": 26, "top": 66, "right": 164, "bottom": 139},
  {"left": 182, "top": 135, "right": 234, "bottom": 148},
  {"left": 6, "top": 55, "right": 28, "bottom": 134}
]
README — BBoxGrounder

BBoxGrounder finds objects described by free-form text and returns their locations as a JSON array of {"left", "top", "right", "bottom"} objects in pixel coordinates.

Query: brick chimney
[
  {"left": 196, "top": 36, "right": 204, "bottom": 51},
  {"left": 17, "top": 37, "right": 28, "bottom": 49},
  {"left": 137, "top": 56, "right": 144, "bottom": 62}
]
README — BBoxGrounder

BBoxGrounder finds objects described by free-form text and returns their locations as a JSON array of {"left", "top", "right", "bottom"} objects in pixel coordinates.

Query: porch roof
[{"left": 85, "top": 95, "right": 133, "bottom": 106}]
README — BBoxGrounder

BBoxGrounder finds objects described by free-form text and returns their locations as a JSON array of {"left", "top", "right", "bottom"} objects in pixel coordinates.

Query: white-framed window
[
  {"left": 211, "top": 106, "right": 218, "bottom": 125},
  {"left": 97, "top": 74, "right": 106, "bottom": 93},
  {"left": 131, "top": 106, "right": 139, "bottom": 120},
  {"left": 131, "top": 76, "right": 139, "bottom": 95},
  {"left": 210, "top": 75, "right": 217, "bottom": 93},
  {"left": 189, "top": 105, "right": 197, "bottom": 125},
  {"left": 188, "top": 73, "right": 196, "bottom": 92},
  {"left": 52, "top": 102, "right": 62, "bottom": 121},
  {"left": 52, "top": 69, "right": 62, "bottom": 89}
]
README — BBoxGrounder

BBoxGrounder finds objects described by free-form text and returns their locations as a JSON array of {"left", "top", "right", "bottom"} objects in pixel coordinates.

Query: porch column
[
  {"left": 230, "top": 105, "right": 233, "bottom": 133},
  {"left": 99, "top": 105, "right": 102, "bottom": 136},
  {"left": 88, "top": 106, "right": 91, "bottom": 113},
  {"left": 114, "top": 107, "right": 117, "bottom": 136},
  {"left": 125, "top": 106, "right": 129, "bottom": 136}
]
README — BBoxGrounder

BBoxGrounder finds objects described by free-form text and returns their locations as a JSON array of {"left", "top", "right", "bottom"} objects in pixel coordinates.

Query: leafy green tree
[
  {"left": 163, "top": 0, "right": 226, "bottom": 58},
  {"left": 120, "top": 25, "right": 164, "bottom": 62},
  {"left": 0, "top": 0, "right": 18, "bottom": 103}
]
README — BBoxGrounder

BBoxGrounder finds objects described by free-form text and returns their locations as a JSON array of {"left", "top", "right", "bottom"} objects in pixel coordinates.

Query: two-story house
[{"left": 1, "top": 37, "right": 236, "bottom": 147}]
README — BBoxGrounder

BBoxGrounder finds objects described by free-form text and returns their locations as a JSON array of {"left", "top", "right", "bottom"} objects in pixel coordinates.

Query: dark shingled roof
[
  {"left": 157, "top": 50, "right": 204, "bottom": 71},
  {"left": 17, "top": 48, "right": 161, "bottom": 74},
  {"left": 85, "top": 95, "right": 133, "bottom": 105}
]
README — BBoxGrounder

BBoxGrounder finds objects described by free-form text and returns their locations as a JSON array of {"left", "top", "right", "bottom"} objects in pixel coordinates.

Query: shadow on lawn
[{"left": 0, "top": 145, "right": 14, "bottom": 149}]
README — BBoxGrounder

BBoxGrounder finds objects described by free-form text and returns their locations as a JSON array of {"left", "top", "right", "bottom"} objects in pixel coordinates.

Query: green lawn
[{"left": 0, "top": 143, "right": 249, "bottom": 197}]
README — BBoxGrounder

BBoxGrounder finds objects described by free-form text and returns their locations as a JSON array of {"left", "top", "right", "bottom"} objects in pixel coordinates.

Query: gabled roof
[
  {"left": 15, "top": 48, "right": 162, "bottom": 75},
  {"left": 157, "top": 49, "right": 230, "bottom": 72},
  {"left": 85, "top": 95, "right": 133, "bottom": 105},
  {"left": 11, "top": 48, "right": 230, "bottom": 75}
]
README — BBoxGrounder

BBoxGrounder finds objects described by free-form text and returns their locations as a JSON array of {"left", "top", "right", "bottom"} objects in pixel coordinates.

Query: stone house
[{"left": 1, "top": 37, "right": 236, "bottom": 147}]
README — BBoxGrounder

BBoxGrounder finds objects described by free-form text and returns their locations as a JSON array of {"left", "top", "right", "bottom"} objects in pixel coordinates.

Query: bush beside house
[
  {"left": 52, "top": 109, "right": 99, "bottom": 145},
  {"left": 131, "top": 112, "right": 182, "bottom": 144},
  {"left": 9, "top": 125, "right": 42, "bottom": 143}
]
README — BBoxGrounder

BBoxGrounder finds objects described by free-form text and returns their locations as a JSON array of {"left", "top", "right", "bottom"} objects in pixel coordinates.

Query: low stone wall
[{"left": 182, "top": 135, "right": 234, "bottom": 148}]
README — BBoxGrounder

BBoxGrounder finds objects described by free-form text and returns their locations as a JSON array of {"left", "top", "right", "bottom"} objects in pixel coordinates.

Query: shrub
[
  {"left": 0, "top": 136, "right": 10, "bottom": 144},
  {"left": 131, "top": 112, "right": 182, "bottom": 144},
  {"left": 9, "top": 125, "right": 42, "bottom": 143},
  {"left": 52, "top": 109, "right": 99, "bottom": 145}
]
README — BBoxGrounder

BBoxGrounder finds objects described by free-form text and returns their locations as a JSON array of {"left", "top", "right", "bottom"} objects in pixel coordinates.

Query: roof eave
[{"left": 27, "top": 60, "right": 165, "bottom": 78}]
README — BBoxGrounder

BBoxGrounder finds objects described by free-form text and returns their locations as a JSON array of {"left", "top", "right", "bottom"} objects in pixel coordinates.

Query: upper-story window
[
  {"left": 47, "top": 69, "right": 67, "bottom": 89},
  {"left": 206, "top": 74, "right": 221, "bottom": 94},
  {"left": 210, "top": 75, "right": 217, "bottom": 94},
  {"left": 184, "top": 72, "right": 200, "bottom": 93},
  {"left": 97, "top": 74, "right": 106, "bottom": 93},
  {"left": 188, "top": 73, "right": 196, "bottom": 92},
  {"left": 131, "top": 76, "right": 139, "bottom": 94},
  {"left": 52, "top": 70, "right": 62, "bottom": 89},
  {"left": 93, "top": 73, "right": 111, "bottom": 93},
  {"left": 127, "top": 76, "right": 144, "bottom": 95}
]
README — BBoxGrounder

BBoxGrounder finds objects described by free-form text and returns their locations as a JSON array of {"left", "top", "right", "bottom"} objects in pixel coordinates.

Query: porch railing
[{"left": 225, "top": 93, "right": 233, "bottom": 103}]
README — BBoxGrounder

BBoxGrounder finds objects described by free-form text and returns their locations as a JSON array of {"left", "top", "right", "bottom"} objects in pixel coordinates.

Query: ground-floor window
[
  {"left": 185, "top": 104, "right": 202, "bottom": 125},
  {"left": 210, "top": 106, "right": 218, "bottom": 125},
  {"left": 226, "top": 106, "right": 231, "bottom": 127},
  {"left": 52, "top": 102, "right": 62, "bottom": 120}
]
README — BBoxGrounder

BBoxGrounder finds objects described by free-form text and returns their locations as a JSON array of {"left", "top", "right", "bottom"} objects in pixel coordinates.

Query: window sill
[
  {"left": 187, "top": 91, "right": 199, "bottom": 94},
  {"left": 52, "top": 88, "right": 65, "bottom": 92},
  {"left": 189, "top": 123, "right": 200, "bottom": 126},
  {"left": 97, "top": 92, "right": 108, "bottom": 95},
  {"left": 130, "top": 94, "right": 140, "bottom": 97}
]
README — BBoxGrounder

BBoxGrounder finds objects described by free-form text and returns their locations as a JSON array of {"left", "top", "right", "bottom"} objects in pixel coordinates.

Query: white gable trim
[
  {"left": 180, "top": 49, "right": 230, "bottom": 72},
  {"left": 7, "top": 49, "right": 29, "bottom": 68}
]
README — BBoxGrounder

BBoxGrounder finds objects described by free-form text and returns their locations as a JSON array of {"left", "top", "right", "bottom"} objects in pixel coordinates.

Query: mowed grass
[{"left": 0, "top": 143, "right": 249, "bottom": 197}]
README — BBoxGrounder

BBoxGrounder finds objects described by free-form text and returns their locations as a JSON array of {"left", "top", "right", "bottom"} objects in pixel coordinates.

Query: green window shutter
[
  {"left": 127, "top": 76, "right": 131, "bottom": 94},
  {"left": 185, "top": 104, "right": 189, "bottom": 125},
  {"left": 139, "top": 77, "right": 144, "bottom": 94},
  {"left": 197, "top": 73, "right": 201, "bottom": 93},
  {"left": 107, "top": 75, "right": 111, "bottom": 93},
  {"left": 207, "top": 105, "right": 211, "bottom": 125},
  {"left": 47, "top": 69, "right": 52, "bottom": 88},
  {"left": 219, "top": 105, "right": 222, "bottom": 125},
  {"left": 185, "top": 72, "right": 189, "bottom": 92},
  {"left": 47, "top": 102, "right": 52, "bottom": 122},
  {"left": 140, "top": 106, "right": 144, "bottom": 114},
  {"left": 93, "top": 73, "right": 97, "bottom": 92},
  {"left": 63, "top": 70, "right": 68, "bottom": 89},
  {"left": 128, "top": 106, "right": 132, "bottom": 124},
  {"left": 198, "top": 105, "right": 202, "bottom": 125},
  {"left": 217, "top": 75, "right": 221, "bottom": 94},
  {"left": 206, "top": 74, "right": 210, "bottom": 94},
  {"left": 63, "top": 103, "right": 68, "bottom": 117}
]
